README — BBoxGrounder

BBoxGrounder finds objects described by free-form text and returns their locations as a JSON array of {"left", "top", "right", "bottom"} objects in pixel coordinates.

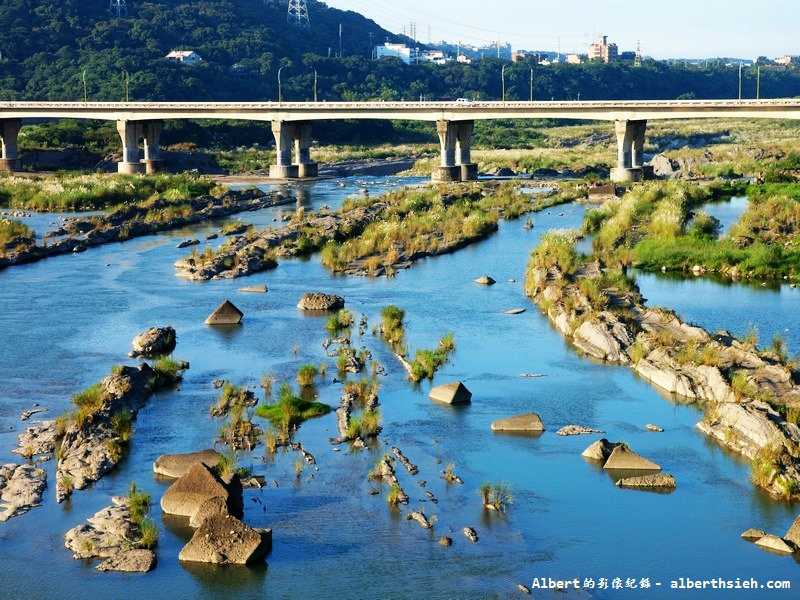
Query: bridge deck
[{"left": 2, "top": 99, "right": 800, "bottom": 122}]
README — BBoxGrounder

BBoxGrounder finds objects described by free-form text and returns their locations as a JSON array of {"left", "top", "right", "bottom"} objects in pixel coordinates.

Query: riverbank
[{"left": 525, "top": 232, "right": 800, "bottom": 499}]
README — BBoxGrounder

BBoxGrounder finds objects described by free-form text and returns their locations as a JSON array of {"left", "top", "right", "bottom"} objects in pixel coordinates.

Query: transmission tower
[
  {"left": 635, "top": 40, "right": 642, "bottom": 67},
  {"left": 109, "top": 0, "right": 128, "bottom": 18},
  {"left": 287, "top": 0, "right": 311, "bottom": 30}
]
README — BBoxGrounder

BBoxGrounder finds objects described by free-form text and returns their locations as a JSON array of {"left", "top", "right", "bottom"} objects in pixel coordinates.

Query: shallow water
[{"left": 0, "top": 178, "right": 797, "bottom": 600}]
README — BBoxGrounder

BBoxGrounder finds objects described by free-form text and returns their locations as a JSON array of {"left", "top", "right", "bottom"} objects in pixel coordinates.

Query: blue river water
[{"left": 0, "top": 179, "right": 797, "bottom": 600}]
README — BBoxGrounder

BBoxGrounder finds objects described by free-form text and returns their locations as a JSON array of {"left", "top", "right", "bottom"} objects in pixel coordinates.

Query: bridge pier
[
  {"left": 611, "top": 119, "right": 647, "bottom": 182},
  {"left": 0, "top": 118, "right": 22, "bottom": 172},
  {"left": 270, "top": 120, "right": 317, "bottom": 179},
  {"left": 116, "top": 119, "right": 165, "bottom": 174},
  {"left": 433, "top": 120, "right": 478, "bottom": 182}
]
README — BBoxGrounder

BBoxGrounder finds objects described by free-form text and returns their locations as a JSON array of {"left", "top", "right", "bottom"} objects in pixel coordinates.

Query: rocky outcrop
[
  {"left": 178, "top": 513, "right": 272, "bottom": 565},
  {"left": 784, "top": 515, "right": 800, "bottom": 547},
  {"left": 491, "top": 412, "right": 545, "bottom": 432},
  {"left": 160, "top": 462, "right": 242, "bottom": 520},
  {"left": 64, "top": 496, "right": 156, "bottom": 572},
  {"left": 297, "top": 293, "right": 345, "bottom": 311},
  {"left": 0, "top": 463, "right": 47, "bottom": 521},
  {"left": 205, "top": 300, "right": 244, "bottom": 325},
  {"left": 526, "top": 255, "right": 800, "bottom": 499},
  {"left": 129, "top": 326, "right": 176, "bottom": 358},
  {"left": 2, "top": 189, "right": 294, "bottom": 272},
  {"left": 429, "top": 381, "right": 472, "bottom": 404},
  {"left": 13, "top": 420, "right": 57, "bottom": 458},
  {"left": 56, "top": 363, "right": 186, "bottom": 502},
  {"left": 174, "top": 202, "right": 388, "bottom": 280},
  {"left": 153, "top": 449, "right": 222, "bottom": 479},
  {"left": 406, "top": 510, "right": 433, "bottom": 529}
]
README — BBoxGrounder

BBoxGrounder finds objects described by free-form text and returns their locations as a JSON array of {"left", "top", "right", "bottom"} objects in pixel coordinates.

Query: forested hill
[
  {"left": 0, "top": 0, "right": 399, "bottom": 101},
  {"left": 0, "top": 0, "right": 799, "bottom": 104}
]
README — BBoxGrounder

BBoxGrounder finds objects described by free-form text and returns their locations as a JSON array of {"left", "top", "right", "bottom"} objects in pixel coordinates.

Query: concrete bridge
[{"left": 2, "top": 99, "right": 800, "bottom": 182}]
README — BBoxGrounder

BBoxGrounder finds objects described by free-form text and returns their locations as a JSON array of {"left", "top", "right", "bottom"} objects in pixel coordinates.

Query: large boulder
[
  {"left": 297, "top": 292, "right": 345, "bottom": 311},
  {"left": 205, "top": 300, "right": 244, "bottom": 325},
  {"left": 179, "top": 513, "right": 272, "bottom": 565},
  {"left": 603, "top": 445, "right": 661, "bottom": 471},
  {"left": 130, "top": 326, "right": 177, "bottom": 358},
  {"left": 491, "top": 412, "right": 545, "bottom": 432},
  {"left": 153, "top": 449, "right": 222, "bottom": 479},
  {"left": 784, "top": 514, "right": 800, "bottom": 547},
  {"left": 160, "top": 463, "right": 241, "bottom": 519},
  {"left": 429, "top": 381, "right": 472, "bottom": 405},
  {"left": 581, "top": 438, "right": 619, "bottom": 461},
  {"left": 473, "top": 275, "right": 496, "bottom": 286},
  {"left": 755, "top": 534, "right": 794, "bottom": 554}
]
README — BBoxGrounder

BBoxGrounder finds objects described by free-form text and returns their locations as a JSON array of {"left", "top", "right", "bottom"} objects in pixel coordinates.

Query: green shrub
[{"left": 296, "top": 364, "right": 319, "bottom": 387}]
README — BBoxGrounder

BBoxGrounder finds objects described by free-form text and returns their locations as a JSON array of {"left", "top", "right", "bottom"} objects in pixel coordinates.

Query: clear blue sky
[{"left": 322, "top": 0, "right": 796, "bottom": 60}]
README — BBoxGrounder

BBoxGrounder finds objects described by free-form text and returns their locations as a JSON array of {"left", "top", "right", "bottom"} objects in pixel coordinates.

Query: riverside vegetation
[
  {"left": 525, "top": 175, "right": 800, "bottom": 499},
  {"left": 176, "top": 181, "right": 579, "bottom": 280}
]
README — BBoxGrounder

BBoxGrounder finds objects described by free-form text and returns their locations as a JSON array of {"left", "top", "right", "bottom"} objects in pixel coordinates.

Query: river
[{"left": 0, "top": 179, "right": 797, "bottom": 599}]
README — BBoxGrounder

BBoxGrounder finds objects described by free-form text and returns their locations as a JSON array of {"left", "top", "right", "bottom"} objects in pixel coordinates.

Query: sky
[{"left": 322, "top": 0, "right": 797, "bottom": 60}]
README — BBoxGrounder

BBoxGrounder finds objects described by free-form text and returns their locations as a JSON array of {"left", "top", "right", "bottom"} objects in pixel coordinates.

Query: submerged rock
[
  {"left": 557, "top": 425, "right": 605, "bottom": 436},
  {"left": 238, "top": 284, "right": 268, "bottom": 293},
  {"left": 96, "top": 549, "right": 157, "bottom": 573}
]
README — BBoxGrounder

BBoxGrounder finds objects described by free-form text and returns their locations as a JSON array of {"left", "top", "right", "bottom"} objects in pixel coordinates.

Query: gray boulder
[
  {"left": 741, "top": 528, "right": 767, "bottom": 541},
  {"left": 179, "top": 513, "right": 272, "bottom": 565},
  {"left": 129, "top": 326, "right": 177, "bottom": 358},
  {"left": 491, "top": 412, "right": 545, "bottom": 432},
  {"left": 153, "top": 449, "right": 222, "bottom": 479},
  {"left": 429, "top": 381, "right": 472, "bottom": 404}
]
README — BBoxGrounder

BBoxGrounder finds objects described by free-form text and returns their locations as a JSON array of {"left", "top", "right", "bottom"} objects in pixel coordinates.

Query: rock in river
[
  {"left": 160, "top": 462, "right": 242, "bottom": 520},
  {"left": 179, "top": 513, "right": 272, "bottom": 565},
  {"left": 615, "top": 473, "right": 676, "bottom": 490},
  {"left": 297, "top": 292, "right": 345, "bottom": 311},
  {"left": 491, "top": 412, "right": 545, "bottom": 432},
  {"left": 153, "top": 448, "right": 222, "bottom": 479},
  {"left": 429, "top": 381, "right": 472, "bottom": 405},
  {"left": 205, "top": 300, "right": 244, "bottom": 325},
  {"left": 603, "top": 445, "right": 661, "bottom": 471},
  {"left": 129, "top": 326, "right": 177, "bottom": 358}
]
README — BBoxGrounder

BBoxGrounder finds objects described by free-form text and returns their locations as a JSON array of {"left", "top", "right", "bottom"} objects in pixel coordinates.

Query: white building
[
  {"left": 376, "top": 43, "right": 415, "bottom": 64},
  {"left": 165, "top": 51, "right": 202, "bottom": 65}
]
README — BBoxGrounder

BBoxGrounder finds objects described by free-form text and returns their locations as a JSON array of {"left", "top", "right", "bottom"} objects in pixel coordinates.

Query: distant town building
[
  {"left": 566, "top": 53, "right": 582, "bottom": 64},
  {"left": 775, "top": 55, "right": 798, "bottom": 66},
  {"left": 375, "top": 43, "right": 449, "bottom": 65},
  {"left": 588, "top": 35, "right": 617, "bottom": 62},
  {"left": 165, "top": 50, "right": 202, "bottom": 65}
]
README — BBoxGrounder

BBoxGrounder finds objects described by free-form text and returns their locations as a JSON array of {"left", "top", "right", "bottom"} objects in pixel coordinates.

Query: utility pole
[
  {"left": 339, "top": 24, "right": 343, "bottom": 57},
  {"left": 757, "top": 66, "right": 761, "bottom": 99},
  {"left": 738, "top": 62, "right": 743, "bottom": 102}
]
